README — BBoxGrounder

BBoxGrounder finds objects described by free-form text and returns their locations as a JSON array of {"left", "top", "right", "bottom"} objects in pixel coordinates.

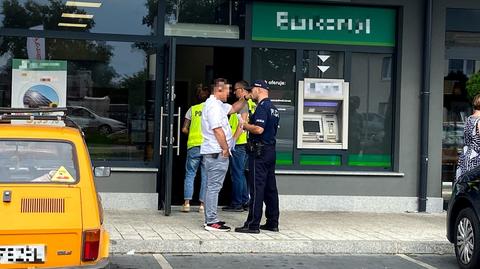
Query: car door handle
[{"left": 3, "top": 190, "right": 11, "bottom": 203}]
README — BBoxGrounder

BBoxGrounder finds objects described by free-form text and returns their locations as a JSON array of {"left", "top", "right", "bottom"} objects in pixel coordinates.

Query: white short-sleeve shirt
[{"left": 200, "top": 95, "right": 232, "bottom": 154}]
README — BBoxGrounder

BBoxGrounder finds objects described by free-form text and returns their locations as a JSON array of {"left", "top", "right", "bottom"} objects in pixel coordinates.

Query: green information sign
[
  {"left": 13, "top": 59, "right": 67, "bottom": 71},
  {"left": 252, "top": 2, "right": 396, "bottom": 47}
]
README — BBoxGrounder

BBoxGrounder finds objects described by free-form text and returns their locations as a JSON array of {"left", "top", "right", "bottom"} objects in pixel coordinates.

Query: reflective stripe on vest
[{"left": 187, "top": 103, "right": 204, "bottom": 149}]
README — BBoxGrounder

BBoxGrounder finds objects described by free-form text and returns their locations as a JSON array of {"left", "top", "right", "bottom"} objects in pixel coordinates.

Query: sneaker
[
  {"left": 204, "top": 221, "right": 225, "bottom": 227},
  {"left": 259, "top": 224, "right": 279, "bottom": 232},
  {"left": 234, "top": 226, "right": 260, "bottom": 234},
  {"left": 205, "top": 222, "right": 231, "bottom": 232},
  {"left": 198, "top": 205, "right": 204, "bottom": 213},
  {"left": 180, "top": 204, "right": 190, "bottom": 213},
  {"left": 222, "top": 205, "right": 243, "bottom": 212}
]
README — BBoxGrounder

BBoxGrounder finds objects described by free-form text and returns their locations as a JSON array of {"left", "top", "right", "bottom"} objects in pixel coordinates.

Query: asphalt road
[{"left": 109, "top": 254, "right": 460, "bottom": 269}]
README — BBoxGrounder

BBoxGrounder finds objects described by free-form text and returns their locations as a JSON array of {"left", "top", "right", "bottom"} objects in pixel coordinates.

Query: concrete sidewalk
[{"left": 104, "top": 208, "right": 453, "bottom": 255}]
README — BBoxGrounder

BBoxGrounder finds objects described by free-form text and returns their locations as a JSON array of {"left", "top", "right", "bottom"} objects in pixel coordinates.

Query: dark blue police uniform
[{"left": 244, "top": 98, "right": 280, "bottom": 230}]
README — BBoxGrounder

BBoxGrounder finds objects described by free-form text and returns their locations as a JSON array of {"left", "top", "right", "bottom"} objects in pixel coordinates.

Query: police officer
[{"left": 235, "top": 80, "right": 280, "bottom": 234}]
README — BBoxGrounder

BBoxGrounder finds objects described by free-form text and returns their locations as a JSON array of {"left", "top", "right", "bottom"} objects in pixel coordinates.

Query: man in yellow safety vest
[
  {"left": 223, "top": 80, "right": 256, "bottom": 212},
  {"left": 180, "top": 85, "right": 210, "bottom": 213}
]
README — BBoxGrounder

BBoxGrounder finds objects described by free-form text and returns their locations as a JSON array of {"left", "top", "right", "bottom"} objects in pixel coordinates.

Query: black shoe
[
  {"left": 242, "top": 203, "right": 249, "bottom": 211},
  {"left": 259, "top": 224, "right": 279, "bottom": 232},
  {"left": 205, "top": 222, "right": 231, "bottom": 232},
  {"left": 204, "top": 221, "right": 225, "bottom": 227},
  {"left": 234, "top": 226, "right": 260, "bottom": 234},
  {"left": 222, "top": 205, "right": 244, "bottom": 212}
]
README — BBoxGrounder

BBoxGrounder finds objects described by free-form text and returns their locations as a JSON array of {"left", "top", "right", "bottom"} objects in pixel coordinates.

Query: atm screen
[{"left": 303, "top": 121, "right": 321, "bottom": 133}]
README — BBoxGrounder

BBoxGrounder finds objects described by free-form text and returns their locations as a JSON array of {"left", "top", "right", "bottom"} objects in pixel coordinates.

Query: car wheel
[
  {"left": 98, "top": 125, "right": 112, "bottom": 135},
  {"left": 455, "top": 207, "right": 480, "bottom": 269}
]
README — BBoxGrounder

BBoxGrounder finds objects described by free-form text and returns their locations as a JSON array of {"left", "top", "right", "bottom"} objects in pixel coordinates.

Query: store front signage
[
  {"left": 252, "top": 2, "right": 396, "bottom": 47},
  {"left": 12, "top": 59, "right": 67, "bottom": 125}
]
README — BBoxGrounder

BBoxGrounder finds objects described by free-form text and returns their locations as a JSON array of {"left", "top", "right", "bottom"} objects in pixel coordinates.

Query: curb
[{"left": 110, "top": 240, "right": 454, "bottom": 255}]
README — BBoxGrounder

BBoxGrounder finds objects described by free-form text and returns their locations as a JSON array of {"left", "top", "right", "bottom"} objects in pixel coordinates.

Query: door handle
[
  {"left": 160, "top": 106, "right": 181, "bottom": 156},
  {"left": 173, "top": 107, "right": 181, "bottom": 156},
  {"left": 159, "top": 106, "right": 164, "bottom": 155}
]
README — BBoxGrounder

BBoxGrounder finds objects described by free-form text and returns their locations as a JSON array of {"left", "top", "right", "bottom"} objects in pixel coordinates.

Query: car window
[
  {"left": 0, "top": 140, "right": 78, "bottom": 183},
  {"left": 71, "top": 108, "right": 89, "bottom": 117}
]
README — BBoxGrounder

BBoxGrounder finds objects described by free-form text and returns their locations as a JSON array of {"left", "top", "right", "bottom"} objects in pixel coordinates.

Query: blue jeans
[
  {"left": 203, "top": 153, "right": 229, "bottom": 224},
  {"left": 230, "top": 144, "right": 249, "bottom": 207},
  {"left": 184, "top": 146, "right": 207, "bottom": 202}
]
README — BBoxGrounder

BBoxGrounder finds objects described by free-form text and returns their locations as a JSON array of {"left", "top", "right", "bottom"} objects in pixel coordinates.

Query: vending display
[{"left": 297, "top": 78, "right": 349, "bottom": 149}]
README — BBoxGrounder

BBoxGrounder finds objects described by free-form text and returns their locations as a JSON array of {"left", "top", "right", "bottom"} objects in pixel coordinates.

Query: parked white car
[{"left": 66, "top": 106, "right": 126, "bottom": 135}]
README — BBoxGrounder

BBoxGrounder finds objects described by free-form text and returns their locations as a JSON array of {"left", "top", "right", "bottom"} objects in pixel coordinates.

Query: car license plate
[{"left": 0, "top": 245, "right": 45, "bottom": 264}]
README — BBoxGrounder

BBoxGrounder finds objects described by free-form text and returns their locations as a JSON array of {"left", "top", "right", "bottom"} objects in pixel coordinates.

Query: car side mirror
[{"left": 94, "top": 167, "right": 111, "bottom": 177}]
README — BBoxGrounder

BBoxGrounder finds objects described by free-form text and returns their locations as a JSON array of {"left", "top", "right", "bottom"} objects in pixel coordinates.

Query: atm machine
[{"left": 297, "top": 78, "right": 349, "bottom": 149}]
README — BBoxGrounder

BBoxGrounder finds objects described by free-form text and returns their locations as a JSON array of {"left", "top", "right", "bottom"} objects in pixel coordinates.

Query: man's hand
[
  {"left": 222, "top": 148, "right": 230, "bottom": 158},
  {"left": 213, "top": 127, "right": 229, "bottom": 156},
  {"left": 243, "top": 122, "right": 264, "bottom": 134}
]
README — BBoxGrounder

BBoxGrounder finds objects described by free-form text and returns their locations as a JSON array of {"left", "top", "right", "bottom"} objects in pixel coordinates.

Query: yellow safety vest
[
  {"left": 229, "top": 100, "right": 256, "bottom": 145},
  {"left": 187, "top": 103, "right": 204, "bottom": 149},
  {"left": 248, "top": 99, "right": 256, "bottom": 114}
]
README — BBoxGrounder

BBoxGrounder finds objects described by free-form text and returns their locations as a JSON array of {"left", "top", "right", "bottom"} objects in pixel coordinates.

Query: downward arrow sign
[
  {"left": 317, "top": 66, "right": 330, "bottom": 72},
  {"left": 317, "top": 55, "right": 330, "bottom": 62}
]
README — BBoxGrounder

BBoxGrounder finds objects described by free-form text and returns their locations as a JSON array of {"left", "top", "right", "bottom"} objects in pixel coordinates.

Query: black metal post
[{"left": 419, "top": 0, "right": 433, "bottom": 212}]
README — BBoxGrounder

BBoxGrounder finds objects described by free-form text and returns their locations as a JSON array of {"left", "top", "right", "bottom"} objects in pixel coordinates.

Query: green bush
[{"left": 466, "top": 72, "right": 480, "bottom": 100}]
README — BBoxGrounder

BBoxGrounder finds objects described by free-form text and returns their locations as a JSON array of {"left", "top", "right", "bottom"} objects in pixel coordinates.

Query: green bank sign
[
  {"left": 252, "top": 2, "right": 396, "bottom": 47},
  {"left": 13, "top": 59, "right": 67, "bottom": 71}
]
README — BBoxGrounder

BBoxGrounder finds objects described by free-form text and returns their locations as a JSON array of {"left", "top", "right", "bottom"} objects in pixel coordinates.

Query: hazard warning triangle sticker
[{"left": 51, "top": 166, "right": 75, "bottom": 182}]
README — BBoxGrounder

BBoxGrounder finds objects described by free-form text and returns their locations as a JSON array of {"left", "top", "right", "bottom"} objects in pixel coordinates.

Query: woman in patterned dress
[{"left": 456, "top": 94, "right": 480, "bottom": 183}]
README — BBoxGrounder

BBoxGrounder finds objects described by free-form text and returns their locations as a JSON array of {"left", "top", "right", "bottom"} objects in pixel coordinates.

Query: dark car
[{"left": 447, "top": 166, "right": 480, "bottom": 269}]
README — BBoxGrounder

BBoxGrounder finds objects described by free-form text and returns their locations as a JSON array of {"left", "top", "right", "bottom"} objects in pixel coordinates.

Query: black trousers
[{"left": 244, "top": 145, "right": 279, "bottom": 229}]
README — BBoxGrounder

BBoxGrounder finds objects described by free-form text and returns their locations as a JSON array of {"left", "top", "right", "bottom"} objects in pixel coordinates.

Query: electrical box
[{"left": 297, "top": 78, "right": 349, "bottom": 149}]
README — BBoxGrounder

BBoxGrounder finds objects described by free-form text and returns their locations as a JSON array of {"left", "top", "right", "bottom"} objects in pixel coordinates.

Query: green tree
[{"left": 467, "top": 72, "right": 480, "bottom": 100}]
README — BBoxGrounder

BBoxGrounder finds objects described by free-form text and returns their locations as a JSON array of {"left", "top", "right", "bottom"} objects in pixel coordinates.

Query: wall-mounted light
[
  {"left": 65, "top": 1, "right": 102, "bottom": 8},
  {"left": 61, "top": 13, "right": 94, "bottom": 19},
  {"left": 58, "top": 22, "right": 88, "bottom": 28}
]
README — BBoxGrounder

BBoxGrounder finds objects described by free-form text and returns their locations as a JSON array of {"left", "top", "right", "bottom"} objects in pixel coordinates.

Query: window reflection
[
  {"left": 442, "top": 31, "right": 480, "bottom": 193},
  {"left": 0, "top": 0, "right": 156, "bottom": 35},
  {"left": 348, "top": 53, "right": 393, "bottom": 168},
  {"left": 165, "top": 0, "right": 245, "bottom": 39},
  {"left": 252, "top": 48, "right": 295, "bottom": 165},
  {"left": 0, "top": 37, "right": 155, "bottom": 163}
]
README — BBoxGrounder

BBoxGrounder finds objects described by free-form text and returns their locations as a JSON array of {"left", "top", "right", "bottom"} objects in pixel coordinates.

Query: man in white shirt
[{"left": 201, "top": 78, "right": 246, "bottom": 231}]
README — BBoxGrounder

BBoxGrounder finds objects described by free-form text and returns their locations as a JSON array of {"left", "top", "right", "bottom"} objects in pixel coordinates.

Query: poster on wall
[{"left": 11, "top": 59, "right": 67, "bottom": 125}]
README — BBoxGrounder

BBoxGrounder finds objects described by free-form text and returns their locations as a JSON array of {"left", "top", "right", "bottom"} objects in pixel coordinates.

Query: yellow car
[{"left": 0, "top": 113, "right": 110, "bottom": 268}]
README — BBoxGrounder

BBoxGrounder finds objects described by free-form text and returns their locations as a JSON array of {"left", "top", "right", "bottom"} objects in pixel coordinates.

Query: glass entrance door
[{"left": 158, "top": 38, "right": 181, "bottom": 216}]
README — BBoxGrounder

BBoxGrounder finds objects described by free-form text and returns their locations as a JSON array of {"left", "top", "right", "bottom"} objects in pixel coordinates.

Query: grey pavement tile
[
  {"left": 211, "top": 232, "right": 238, "bottom": 240},
  {"left": 177, "top": 234, "right": 200, "bottom": 240},
  {"left": 141, "top": 236, "right": 163, "bottom": 240},
  {"left": 248, "top": 233, "right": 274, "bottom": 240},
  {"left": 159, "top": 233, "right": 182, "bottom": 240},
  {"left": 194, "top": 231, "right": 219, "bottom": 240},
  {"left": 122, "top": 234, "right": 143, "bottom": 240},
  {"left": 229, "top": 233, "right": 258, "bottom": 240}
]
